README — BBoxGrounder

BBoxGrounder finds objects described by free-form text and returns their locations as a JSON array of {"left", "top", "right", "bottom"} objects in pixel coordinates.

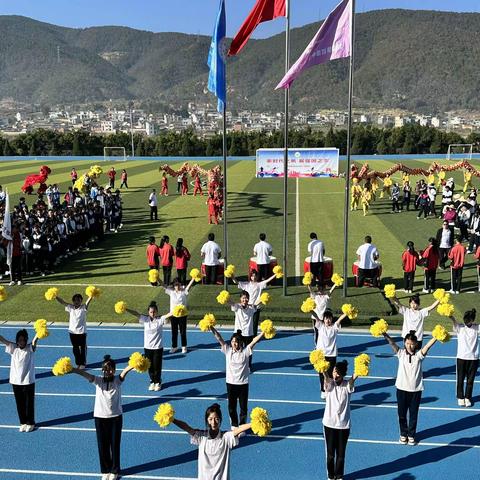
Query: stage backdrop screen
[{"left": 256, "top": 148, "right": 339, "bottom": 178}]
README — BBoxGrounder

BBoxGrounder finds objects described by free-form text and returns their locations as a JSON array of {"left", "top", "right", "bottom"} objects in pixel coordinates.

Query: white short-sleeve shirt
[
  {"left": 311, "top": 293, "right": 330, "bottom": 321},
  {"left": 6, "top": 343, "right": 35, "bottom": 385},
  {"left": 221, "top": 344, "right": 252, "bottom": 385},
  {"left": 399, "top": 305, "right": 429, "bottom": 341},
  {"left": 237, "top": 280, "right": 267, "bottom": 305},
  {"left": 66, "top": 304, "right": 88, "bottom": 334},
  {"left": 308, "top": 239, "right": 325, "bottom": 263},
  {"left": 395, "top": 349, "right": 425, "bottom": 392},
  {"left": 322, "top": 379, "right": 354, "bottom": 429},
  {"left": 201, "top": 241, "right": 221, "bottom": 266},
  {"left": 356, "top": 243, "right": 379, "bottom": 269},
  {"left": 191, "top": 430, "right": 239, "bottom": 480},
  {"left": 165, "top": 288, "right": 188, "bottom": 311},
  {"left": 253, "top": 241, "right": 272, "bottom": 265},
  {"left": 231, "top": 304, "right": 256, "bottom": 337},
  {"left": 139, "top": 315, "right": 167, "bottom": 349},
  {"left": 315, "top": 322, "right": 340, "bottom": 357},
  {"left": 91, "top": 375, "right": 123, "bottom": 418},
  {"left": 453, "top": 322, "right": 479, "bottom": 360}
]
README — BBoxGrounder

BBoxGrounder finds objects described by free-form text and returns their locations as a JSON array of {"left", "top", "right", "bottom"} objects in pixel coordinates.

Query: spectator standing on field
[
  {"left": 308, "top": 232, "right": 325, "bottom": 287},
  {"left": 436, "top": 221, "right": 453, "bottom": 269},
  {"left": 200, "top": 233, "right": 221, "bottom": 285},
  {"left": 253, "top": 233, "right": 272, "bottom": 281},
  {"left": 108, "top": 167, "right": 116, "bottom": 189},
  {"left": 356, "top": 236, "right": 379, "bottom": 287},
  {"left": 120, "top": 169, "right": 128, "bottom": 189},
  {"left": 149, "top": 189, "right": 158, "bottom": 221}
]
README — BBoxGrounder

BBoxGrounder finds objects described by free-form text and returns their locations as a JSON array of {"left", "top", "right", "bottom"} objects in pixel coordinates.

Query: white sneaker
[
  {"left": 25, "top": 425, "right": 35, "bottom": 432},
  {"left": 154, "top": 383, "right": 161, "bottom": 392},
  {"left": 182, "top": 347, "right": 187, "bottom": 354},
  {"left": 448, "top": 289, "right": 456, "bottom": 294},
  {"left": 465, "top": 399, "right": 472, "bottom": 407},
  {"left": 170, "top": 347, "right": 177, "bottom": 354},
  {"left": 109, "top": 474, "right": 118, "bottom": 480},
  {"left": 9, "top": 281, "right": 15, "bottom": 286},
  {"left": 19, "top": 424, "right": 27, "bottom": 432},
  {"left": 17, "top": 280, "right": 23, "bottom": 286},
  {"left": 458, "top": 398, "right": 465, "bottom": 406},
  {"left": 455, "top": 291, "right": 460, "bottom": 294},
  {"left": 321, "top": 391, "right": 326, "bottom": 399},
  {"left": 101, "top": 474, "right": 109, "bottom": 480},
  {"left": 399, "top": 436, "right": 407, "bottom": 444},
  {"left": 148, "top": 383, "right": 155, "bottom": 391},
  {"left": 422, "top": 289, "right": 429, "bottom": 293},
  {"left": 408, "top": 437, "right": 416, "bottom": 445}
]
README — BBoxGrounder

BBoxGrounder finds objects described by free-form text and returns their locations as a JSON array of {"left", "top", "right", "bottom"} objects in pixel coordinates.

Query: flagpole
[
  {"left": 282, "top": 0, "right": 291, "bottom": 296},
  {"left": 342, "top": 0, "right": 356, "bottom": 298},
  {"left": 222, "top": 105, "right": 228, "bottom": 290}
]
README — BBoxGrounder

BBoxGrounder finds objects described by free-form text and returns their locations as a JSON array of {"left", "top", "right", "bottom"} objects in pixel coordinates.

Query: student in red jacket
[
  {"left": 402, "top": 241, "right": 419, "bottom": 293},
  {"left": 193, "top": 175, "right": 203, "bottom": 196},
  {"left": 161, "top": 173, "right": 169, "bottom": 196},
  {"left": 420, "top": 237, "right": 440, "bottom": 293},
  {"left": 175, "top": 238, "right": 191, "bottom": 285},
  {"left": 107, "top": 167, "right": 116, "bottom": 189},
  {"left": 448, "top": 236, "right": 466, "bottom": 294},
  {"left": 120, "top": 169, "right": 128, "bottom": 188},
  {"left": 146, "top": 236, "right": 160, "bottom": 286},
  {"left": 159, "top": 235, "right": 174, "bottom": 285}
]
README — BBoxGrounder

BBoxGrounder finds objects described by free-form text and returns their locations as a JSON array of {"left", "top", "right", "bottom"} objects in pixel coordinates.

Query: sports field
[{"left": 0, "top": 156, "right": 479, "bottom": 328}]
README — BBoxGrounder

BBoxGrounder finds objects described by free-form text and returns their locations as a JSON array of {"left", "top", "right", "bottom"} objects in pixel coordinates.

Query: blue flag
[{"left": 208, "top": 0, "right": 226, "bottom": 113}]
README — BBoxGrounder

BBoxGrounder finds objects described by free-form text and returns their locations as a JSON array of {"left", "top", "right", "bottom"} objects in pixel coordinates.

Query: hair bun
[
  {"left": 409, "top": 330, "right": 416, "bottom": 336},
  {"left": 103, "top": 354, "right": 111, "bottom": 361}
]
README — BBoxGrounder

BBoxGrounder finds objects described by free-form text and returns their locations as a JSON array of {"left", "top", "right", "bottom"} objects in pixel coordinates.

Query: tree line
[{"left": 1, "top": 124, "right": 479, "bottom": 158}]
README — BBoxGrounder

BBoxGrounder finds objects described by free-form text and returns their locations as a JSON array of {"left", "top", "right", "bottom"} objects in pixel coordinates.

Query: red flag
[{"left": 228, "top": 0, "right": 286, "bottom": 56}]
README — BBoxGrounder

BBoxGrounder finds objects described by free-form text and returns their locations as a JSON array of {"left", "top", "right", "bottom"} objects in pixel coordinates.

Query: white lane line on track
[
  {"left": 0, "top": 365, "right": 475, "bottom": 384},
  {"left": 0, "top": 391, "right": 477, "bottom": 412},
  {"left": 0, "top": 425, "right": 477, "bottom": 449}
]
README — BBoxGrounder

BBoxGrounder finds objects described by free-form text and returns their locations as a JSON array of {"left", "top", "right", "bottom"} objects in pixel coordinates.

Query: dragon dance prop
[
  {"left": 351, "top": 160, "right": 480, "bottom": 181},
  {"left": 21, "top": 165, "right": 52, "bottom": 194},
  {"left": 159, "top": 162, "right": 222, "bottom": 185}
]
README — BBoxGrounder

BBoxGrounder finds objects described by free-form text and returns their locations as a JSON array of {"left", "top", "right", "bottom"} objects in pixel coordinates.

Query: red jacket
[
  {"left": 402, "top": 250, "right": 419, "bottom": 273},
  {"left": 146, "top": 244, "right": 160, "bottom": 267},
  {"left": 175, "top": 247, "right": 191, "bottom": 270},
  {"left": 160, "top": 244, "right": 174, "bottom": 267},
  {"left": 421, "top": 245, "right": 439, "bottom": 271},
  {"left": 448, "top": 244, "right": 466, "bottom": 269}
]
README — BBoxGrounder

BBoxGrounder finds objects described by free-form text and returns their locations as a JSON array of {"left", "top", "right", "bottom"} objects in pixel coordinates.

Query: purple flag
[{"left": 276, "top": 0, "right": 351, "bottom": 90}]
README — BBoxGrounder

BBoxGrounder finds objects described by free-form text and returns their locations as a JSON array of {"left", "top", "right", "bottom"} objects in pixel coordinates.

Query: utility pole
[
  {"left": 57, "top": 45, "right": 61, "bottom": 64},
  {"left": 129, "top": 101, "right": 135, "bottom": 157}
]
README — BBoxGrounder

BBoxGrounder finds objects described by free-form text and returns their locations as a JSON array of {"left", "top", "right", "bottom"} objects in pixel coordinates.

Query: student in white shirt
[
  {"left": 148, "top": 188, "right": 158, "bottom": 221},
  {"left": 173, "top": 403, "right": 251, "bottom": 480},
  {"left": 313, "top": 309, "right": 348, "bottom": 399},
  {"left": 55, "top": 293, "right": 94, "bottom": 368},
  {"left": 200, "top": 233, "right": 222, "bottom": 285},
  {"left": 160, "top": 276, "right": 195, "bottom": 354},
  {"left": 322, "top": 360, "right": 358, "bottom": 480},
  {"left": 0, "top": 329, "right": 42, "bottom": 432},
  {"left": 383, "top": 330, "right": 438, "bottom": 445},
  {"left": 253, "top": 233, "right": 273, "bottom": 281},
  {"left": 449, "top": 308, "right": 479, "bottom": 407},
  {"left": 69, "top": 355, "right": 135, "bottom": 480},
  {"left": 391, "top": 293, "right": 439, "bottom": 348},
  {"left": 308, "top": 232, "right": 325, "bottom": 287},
  {"left": 231, "top": 269, "right": 276, "bottom": 335},
  {"left": 307, "top": 282, "right": 337, "bottom": 346},
  {"left": 210, "top": 327, "right": 264, "bottom": 428},
  {"left": 125, "top": 301, "right": 172, "bottom": 391},
  {"left": 355, "top": 235, "right": 380, "bottom": 287}
]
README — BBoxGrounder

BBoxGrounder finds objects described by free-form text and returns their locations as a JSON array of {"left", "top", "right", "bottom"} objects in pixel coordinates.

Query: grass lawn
[{"left": 0, "top": 157, "right": 478, "bottom": 331}]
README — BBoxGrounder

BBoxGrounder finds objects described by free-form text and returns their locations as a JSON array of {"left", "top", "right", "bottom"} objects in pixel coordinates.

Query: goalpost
[
  {"left": 446, "top": 144, "right": 473, "bottom": 162},
  {"left": 103, "top": 147, "right": 127, "bottom": 162}
]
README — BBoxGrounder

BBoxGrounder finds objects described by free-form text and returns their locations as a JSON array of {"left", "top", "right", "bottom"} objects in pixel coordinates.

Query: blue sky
[{"left": 1, "top": 0, "right": 478, "bottom": 37}]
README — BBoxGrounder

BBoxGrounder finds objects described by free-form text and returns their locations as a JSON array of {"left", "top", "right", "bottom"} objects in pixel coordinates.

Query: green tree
[
  {"left": 72, "top": 135, "right": 81, "bottom": 156},
  {"left": 3, "top": 140, "right": 14, "bottom": 156}
]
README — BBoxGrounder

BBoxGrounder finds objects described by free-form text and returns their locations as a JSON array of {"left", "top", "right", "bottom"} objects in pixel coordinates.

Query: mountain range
[{"left": 0, "top": 10, "right": 479, "bottom": 113}]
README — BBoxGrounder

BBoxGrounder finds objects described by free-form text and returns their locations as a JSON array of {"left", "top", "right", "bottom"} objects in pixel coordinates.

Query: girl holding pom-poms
[
  {"left": 307, "top": 281, "right": 337, "bottom": 346},
  {"left": 391, "top": 293, "right": 439, "bottom": 348},
  {"left": 383, "top": 330, "right": 439, "bottom": 445},
  {"left": 54, "top": 292, "right": 95, "bottom": 368},
  {"left": 313, "top": 309, "right": 348, "bottom": 399},
  {"left": 173, "top": 403, "right": 252, "bottom": 480},
  {"left": 231, "top": 269, "right": 276, "bottom": 335},
  {"left": 69, "top": 355, "right": 135, "bottom": 480},
  {"left": 0, "top": 329, "right": 42, "bottom": 432},
  {"left": 125, "top": 301, "right": 172, "bottom": 392},
  {"left": 322, "top": 360, "right": 358, "bottom": 480},
  {"left": 210, "top": 326, "right": 265, "bottom": 428},
  {"left": 449, "top": 309, "right": 478, "bottom": 407},
  {"left": 159, "top": 276, "right": 195, "bottom": 354}
]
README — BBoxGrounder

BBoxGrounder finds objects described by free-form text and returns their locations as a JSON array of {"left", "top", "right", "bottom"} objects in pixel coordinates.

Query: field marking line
[
  {"left": 0, "top": 365, "right": 473, "bottom": 384},
  {"left": 295, "top": 177, "right": 301, "bottom": 278},
  {"left": 0, "top": 391, "right": 477, "bottom": 412},
  {"left": 0, "top": 425, "right": 477, "bottom": 449},
  {"left": 0, "top": 468, "right": 195, "bottom": 480}
]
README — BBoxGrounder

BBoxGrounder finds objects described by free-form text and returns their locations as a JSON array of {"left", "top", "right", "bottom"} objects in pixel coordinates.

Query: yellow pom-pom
[
  {"left": 0, "top": 286, "right": 7, "bottom": 301},
  {"left": 370, "top": 319, "right": 388, "bottom": 337},
  {"left": 341, "top": 303, "right": 358, "bottom": 320},
  {"left": 433, "top": 288, "right": 446, "bottom": 301},
  {"left": 224, "top": 264, "right": 236, "bottom": 278},
  {"left": 302, "top": 272, "right": 314, "bottom": 286},
  {"left": 309, "top": 349, "right": 330, "bottom": 373},
  {"left": 384, "top": 284, "right": 396, "bottom": 299},
  {"left": 114, "top": 301, "right": 127, "bottom": 314},
  {"left": 198, "top": 313, "right": 216, "bottom": 332},
  {"left": 312, "top": 359, "right": 331, "bottom": 373},
  {"left": 259, "top": 292, "right": 271, "bottom": 305},
  {"left": 250, "top": 407, "right": 272, "bottom": 437},
  {"left": 216, "top": 290, "right": 230, "bottom": 305},
  {"left": 44, "top": 287, "right": 59, "bottom": 301},
  {"left": 153, "top": 403, "right": 175, "bottom": 428},
  {"left": 128, "top": 352, "right": 151, "bottom": 373},
  {"left": 301, "top": 297, "right": 316, "bottom": 313},
  {"left": 432, "top": 324, "right": 451, "bottom": 343},
  {"left": 52, "top": 357, "right": 73, "bottom": 376},
  {"left": 272, "top": 265, "right": 283, "bottom": 279},
  {"left": 260, "top": 319, "right": 276, "bottom": 339},
  {"left": 190, "top": 268, "right": 202, "bottom": 282},
  {"left": 331, "top": 273, "right": 344, "bottom": 287},
  {"left": 172, "top": 304, "right": 188, "bottom": 317},
  {"left": 85, "top": 285, "right": 101, "bottom": 298},
  {"left": 34, "top": 319, "right": 49, "bottom": 339},
  {"left": 437, "top": 303, "right": 454, "bottom": 317},
  {"left": 439, "top": 293, "right": 450, "bottom": 305},
  {"left": 148, "top": 269, "right": 159, "bottom": 283},
  {"left": 354, "top": 353, "right": 371, "bottom": 376}
]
